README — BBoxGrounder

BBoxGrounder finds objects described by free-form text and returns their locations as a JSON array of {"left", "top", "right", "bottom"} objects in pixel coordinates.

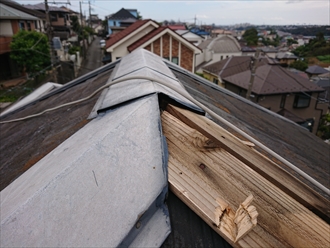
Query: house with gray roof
[
  {"left": 24, "top": 2, "right": 71, "bottom": 40},
  {"left": 1, "top": 49, "right": 329, "bottom": 248},
  {"left": 196, "top": 35, "right": 242, "bottom": 72},
  {"left": 202, "top": 56, "right": 328, "bottom": 133}
]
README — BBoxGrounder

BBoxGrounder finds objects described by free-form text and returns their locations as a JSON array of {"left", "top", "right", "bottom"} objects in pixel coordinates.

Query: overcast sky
[{"left": 16, "top": 0, "right": 329, "bottom": 25}]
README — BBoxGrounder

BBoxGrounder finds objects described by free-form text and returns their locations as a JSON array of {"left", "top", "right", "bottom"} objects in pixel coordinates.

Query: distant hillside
[{"left": 279, "top": 26, "right": 330, "bottom": 36}]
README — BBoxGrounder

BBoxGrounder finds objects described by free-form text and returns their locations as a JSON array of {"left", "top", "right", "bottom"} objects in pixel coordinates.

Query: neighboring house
[
  {"left": 167, "top": 24, "right": 186, "bottom": 30},
  {"left": 1, "top": 49, "right": 329, "bottom": 248},
  {"left": 175, "top": 29, "right": 205, "bottom": 46},
  {"left": 189, "top": 27, "right": 210, "bottom": 37},
  {"left": 305, "top": 65, "right": 329, "bottom": 78},
  {"left": 0, "top": 2, "right": 43, "bottom": 79},
  {"left": 106, "top": 8, "right": 138, "bottom": 35},
  {"left": 105, "top": 19, "right": 201, "bottom": 72},
  {"left": 202, "top": 56, "right": 251, "bottom": 85},
  {"left": 1, "top": 0, "right": 46, "bottom": 33},
  {"left": 196, "top": 35, "right": 242, "bottom": 72},
  {"left": 260, "top": 46, "right": 278, "bottom": 58},
  {"left": 60, "top": 6, "right": 83, "bottom": 26},
  {"left": 275, "top": 52, "right": 298, "bottom": 66},
  {"left": 314, "top": 78, "right": 330, "bottom": 110},
  {"left": 24, "top": 3, "right": 71, "bottom": 40},
  {"left": 241, "top": 46, "right": 256, "bottom": 56},
  {"left": 221, "top": 58, "right": 326, "bottom": 133}
]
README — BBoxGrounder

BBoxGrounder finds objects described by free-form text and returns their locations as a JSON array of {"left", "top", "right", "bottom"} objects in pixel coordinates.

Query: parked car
[{"left": 100, "top": 39, "right": 106, "bottom": 49}]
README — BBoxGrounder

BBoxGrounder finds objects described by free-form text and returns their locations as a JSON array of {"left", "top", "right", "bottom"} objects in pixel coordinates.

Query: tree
[
  {"left": 317, "top": 113, "right": 330, "bottom": 140},
  {"left": 10, "top": 30, "right": 50, "bottom": 77},
  {"left": 289, "top": 60, "right": 308, "bottom": 71},
  {"left": 242, "top": 28, "right": 258, "bottom": 46}
]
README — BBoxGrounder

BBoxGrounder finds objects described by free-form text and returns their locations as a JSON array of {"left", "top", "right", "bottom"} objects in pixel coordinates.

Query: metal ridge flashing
[{"left": 94, "top": 49, "right": 203, "bottom": 115}]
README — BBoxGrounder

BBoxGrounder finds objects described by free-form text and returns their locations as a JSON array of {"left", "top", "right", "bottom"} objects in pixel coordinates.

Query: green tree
[
  {"left": 243, "top": 28, "right": 258, "bottom": 46},
  {"left": 286, "top": 38, "right": 298, "bottom": 46},
  {"left": 289, "top": 60, "right": 308, "bottom": 71},
  {"left": 10, "top": 30, "right": 50, "bottom": 77},
  {"left": 317, "top": 113, "right": 330, "bottom": 140},
  {"left": 70, "top": 15, "right": 81, "bottom": 34}
]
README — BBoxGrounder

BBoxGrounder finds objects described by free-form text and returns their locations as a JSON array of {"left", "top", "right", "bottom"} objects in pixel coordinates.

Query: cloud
[
  {"left": 196, "top": 14, "right": 209, "bottom": 19},
  {"left": 286, "top": 0, "right": 304, "bottom": 4}
]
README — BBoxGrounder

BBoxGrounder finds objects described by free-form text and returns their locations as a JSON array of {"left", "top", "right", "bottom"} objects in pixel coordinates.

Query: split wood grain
[
  {"left": 161, "top": 109, "right": 330, "bottom": 248},
  {"left": 166, "top": 104, "right": 330, "bottom": 223}
]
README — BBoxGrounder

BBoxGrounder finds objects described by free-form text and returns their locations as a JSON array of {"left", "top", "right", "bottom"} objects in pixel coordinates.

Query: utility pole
[
  {"left": 79, "top": 1, "right": 86, "bottom": 59},
  {"left": 246, "top": 49, "right": 260, "bottom": 100},
  {"left": 89, "top": 0, "right": 92, "bottom": 28},
  {"left": 45, "top": 0, "right": 57, "bottom": 83}
]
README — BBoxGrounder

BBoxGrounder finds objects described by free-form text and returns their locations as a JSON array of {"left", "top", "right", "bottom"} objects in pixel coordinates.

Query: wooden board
[
  {"left": 161, "top": 109, "right": 330, "bottom": 248},
  {"left": 166, "top": 104, "right": 330, "bottom": 223}
]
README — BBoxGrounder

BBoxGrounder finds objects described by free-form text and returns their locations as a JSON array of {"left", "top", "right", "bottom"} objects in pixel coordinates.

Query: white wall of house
[{"left": 0, "top": 20, "right": 13, "bottom": 35}]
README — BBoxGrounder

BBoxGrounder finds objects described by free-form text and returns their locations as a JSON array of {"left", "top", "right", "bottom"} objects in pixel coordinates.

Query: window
[
  {"left": 50, "top": 13, "right": 57, "bottom": 22},
  {"left": 213, "top": 78, "right": 219, "bottom": 84},
  {"left": 19, "top": 21, "right": 25, "bottom": 30},
  {"left": 293, "top": 93, "right": 311, "bottom": 108},
  {"left": 171, "top": 57, "right": 178, "bottom": 65},
  {"left": 220, "top": 55, "right": 223, "bottom": 60},
  {"left": 34, "top": 20, "right": 39, "bottom": 29},
  {"left": 163, "top": 57, "right": 169, "bottom": 61},
  {"left": 280, "top": 94, "right": 286, "bottom": 108},
  {"left": 27, "top": 21, "right": 31, "bottom": 31}
]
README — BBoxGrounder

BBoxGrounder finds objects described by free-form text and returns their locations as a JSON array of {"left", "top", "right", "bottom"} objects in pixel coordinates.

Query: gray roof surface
[
  {"left": 306, "top": 65, "right": 329, "bottom": 75},
  {"left": 0, "top": 3, "right": 39, "bottom": 20},
  {"left": 223, "top": 63, "right": 324, "bottom": 95},
  {"left": 0, "top": 49, "right": 329, "bottom": 247},
  {"left": 202, "top": 56, "right": 251, "bottom": 78},
  {"left": 24, "top": 3, "right": 69, "bottom": 12},
  {"left": 1, "top": 0, "right": 46, "bottom": 19},
  {"left": 198, "top": 35, "right": 241, "bottom": 53}
]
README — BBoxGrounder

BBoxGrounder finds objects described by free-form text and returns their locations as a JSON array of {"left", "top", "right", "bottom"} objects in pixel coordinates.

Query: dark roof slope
[
  {"left": 306, "top": 65, "right": 329, "bottom": 75},
  {"left": 223, "top": 63, "right": 324, "bottom": 95},
  {"left": 24, "top": 2, "right": 69, "bottom": 12},
  {"left": 107, "top": 8, "right": 137, "bottom": 20},
  {"left": 106, "top": 19, "right": 156, "bottom": 49},
  {"left": 2, "top": 0, "right": 46, "bottom": 19},
  {"left": 127, "top": 26, "right": 167, "bottom": 52},
  {"left": 0, "top": 70, "right": 113, "bottom": 191},
  {"left": 202, "top": 56, "right": 252, "bottom": 78}
]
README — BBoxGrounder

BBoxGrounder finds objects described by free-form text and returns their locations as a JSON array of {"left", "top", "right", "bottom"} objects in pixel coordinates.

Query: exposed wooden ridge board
[
  {"left": 161, "top": 109, "right": 330, "bottom": 248},
  {"left": 165, "top": 105, "right": 330, "bottom": 223}
]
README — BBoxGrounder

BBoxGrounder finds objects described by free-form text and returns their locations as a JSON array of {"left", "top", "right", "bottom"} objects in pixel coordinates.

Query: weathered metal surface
[
  {"left": 1, "top": 94, "right": 170, "bottom": 247},
  {"left": 98, "top": 49, "right": 203, "bottom": 114}
]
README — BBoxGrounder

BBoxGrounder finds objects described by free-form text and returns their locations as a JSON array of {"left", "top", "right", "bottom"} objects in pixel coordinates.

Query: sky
[{"left": 15, "top": 0, "right": 330, "bottom": 26}]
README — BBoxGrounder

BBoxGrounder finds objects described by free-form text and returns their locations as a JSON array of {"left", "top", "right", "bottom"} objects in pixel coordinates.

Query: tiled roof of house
[
  {"left": 23, "top": 2, "right": 69, "bottom": 12},
  {"left": 1, "top": 0, "right": 45, "bottom": 19},
  {"left": 127, "top": 26, "right": 202, "bottom": 53},
  {"left": 167, "top": 25, "right": 186, "bottom": 30},
  {"left": 105, "top": 19, "right": 156, "bottom": 49},
  {"left": 127, "top": 26, "right": 167, "bottom": 52},
  {"left": 223, "top": 63, "right": 325, "bottom": 95},
  {"left": 202, "top": 56, "right": 252, "bottom": 78},
  {"left": 306, "top": 65, "right": 329, "bottom": 75},
  {"left": 277, "top": 108, "right": 306, "bottom": 123},
  {"left": 0, "top": 3, "right": 39, "bottom": 20},
  {"left": 106, "top": 8, "right": 137, "bottom": 20}
]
